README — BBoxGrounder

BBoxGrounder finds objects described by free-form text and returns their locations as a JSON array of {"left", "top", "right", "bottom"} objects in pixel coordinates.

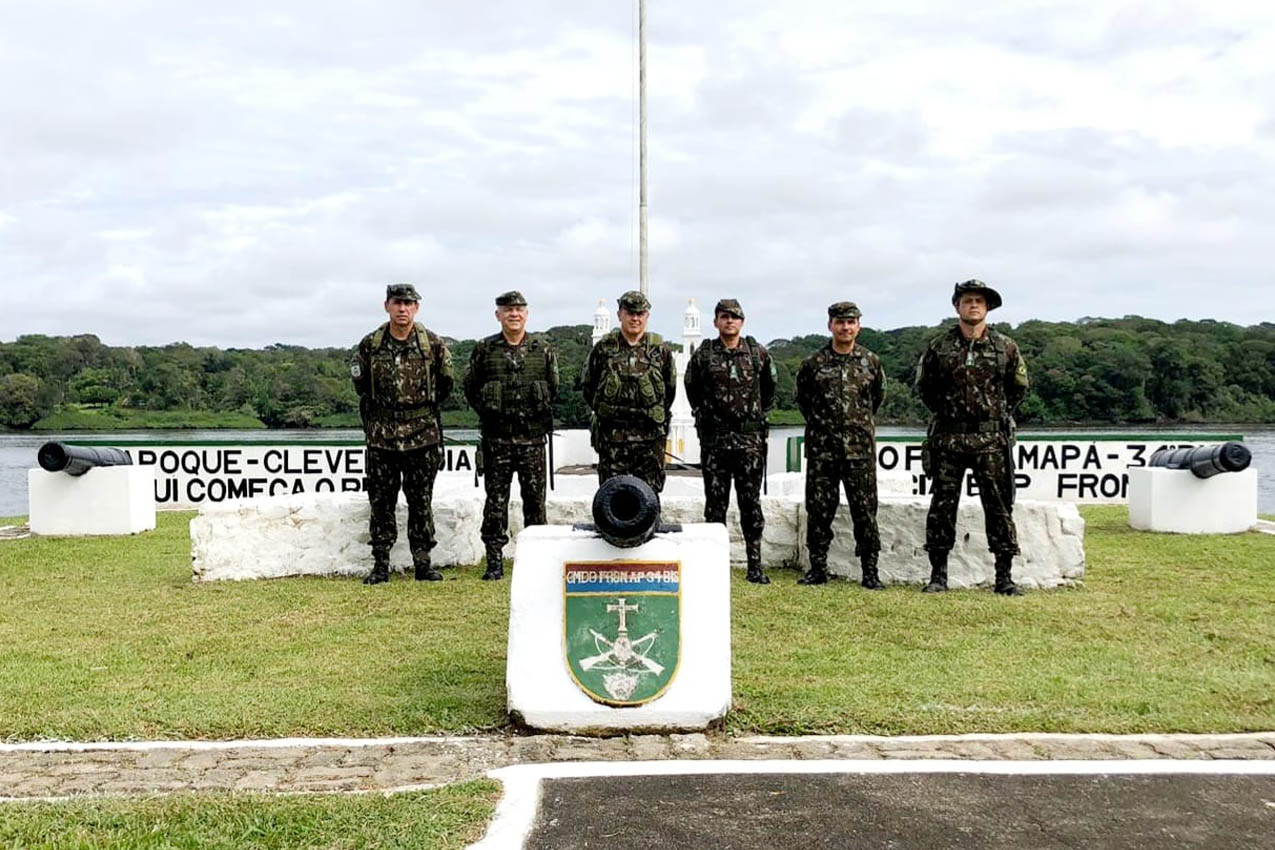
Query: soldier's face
[
  {"left": 618, "top": 308, "right": 649, "bottom": 337},
  {"left": 385, "top": 298, "right": 419, "bottom": 328},
  {"left": 496, "top": 305, "right": 527, "bottom": 335},
  {"left": 828, "top": 316, "right": 860, "bottom": 346},
  {"left": 714, "top": 312, "right": 743, "bottom": 341},
  {"left": 956, "top": 293, "right": 987, "bottom": 325}
]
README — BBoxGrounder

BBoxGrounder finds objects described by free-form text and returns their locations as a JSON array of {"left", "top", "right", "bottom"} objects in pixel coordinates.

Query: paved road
[{"left": 527, "top": 770, "right": 1275, "bottom": 849}]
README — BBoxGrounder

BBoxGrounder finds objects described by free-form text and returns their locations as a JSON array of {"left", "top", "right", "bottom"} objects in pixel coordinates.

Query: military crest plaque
[{"left": 563, "top": 560, "right": 681, "bottom": 706}]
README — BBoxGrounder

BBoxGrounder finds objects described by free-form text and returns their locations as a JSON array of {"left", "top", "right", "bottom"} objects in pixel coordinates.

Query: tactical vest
[
  {"left": 474, "top": 334, "right": 553, "bottom": 436},
  {"left": 931, "top": 327, "right": 1013, "bottom": 427},
  {"left": 368, "top": 322, "right": 438, "bottom": 416},
  {"left": 698, "top": 336, "right": 767, "bottom": 433},
  {"left": 595, "top": 330, "right": 667, "bottom": 425}
]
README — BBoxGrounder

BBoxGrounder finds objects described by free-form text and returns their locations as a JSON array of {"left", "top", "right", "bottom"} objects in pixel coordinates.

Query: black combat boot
[
  {"left": 363, "top": 554, "right": 390, "bottom": 585},
  {"left": 993, "top": 553, "right": 1024, "bottom": 596},
  {"left": 745, "top": 537, "right": 770, "bottom": 585},
  {"left": 482, "top": 546, "right": 505, "bottom": 581},
  {"left": 922, "top": 550, "right": 948, "bottom": 593},
  {"left": 859, "top": 552, "right": 884, "bottom": 590},
  {"left": 414, "top": 555, "right": 442, "bottom": 582},
  {"left": 797, "top": 555, "right": 828, "bottom": 585}
]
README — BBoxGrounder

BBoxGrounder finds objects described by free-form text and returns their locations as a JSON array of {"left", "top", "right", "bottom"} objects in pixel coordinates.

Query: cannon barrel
[
  {"left": 591, "top": 475, "right": 662, "bottom": 548},
  {"left": 1147, "top": 442, "right": 1251, "bottom": 479},
  {"left": 37, "top": 442, "right": 133, "bottom": 477}
]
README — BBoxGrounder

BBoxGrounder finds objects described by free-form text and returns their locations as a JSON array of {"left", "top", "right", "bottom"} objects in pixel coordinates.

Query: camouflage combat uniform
[
  {"left": 351, "top": 317, "right": 453, "bottom": 580},
  {"left": 917, "top": 324, "right": 1029, "bottom": 554},
  {"left": 464, "top": 329, "right": 559, "bottom": 576},
  {"left": 916, "top": 279, "right": 1030, "bottom": 595},
  {"left": 684, "top": 318, "right": 776, "bottom": 582},
  {"left": 797, "top": 335, "right": 885, "bottom": 584},
  {"left": 582, "top": 328, "right": 676, "bottom": 494}
]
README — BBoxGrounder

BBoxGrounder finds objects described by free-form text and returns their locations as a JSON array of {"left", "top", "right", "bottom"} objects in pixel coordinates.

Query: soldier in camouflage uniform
[
  {"left": 463, "top": 290, "right": 559, "bottom": 581},
  {"left": 916, "top": 280, "right": 1030, "bottom": 596},
  {"left": 684, "top": 298, "right": 777, "bottom": 584},
  {"left": 350, "top": 284, "right": 454, "bottom": 585},
  {"left": 795, "top": 302, "right": 885, "bottom": 588},
  {"left": 581, "top": 291, "right": 677, "bottom": 493}
]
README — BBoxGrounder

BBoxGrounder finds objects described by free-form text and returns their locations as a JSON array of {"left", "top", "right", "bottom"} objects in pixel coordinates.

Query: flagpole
[{"left": 639, "top": 0, "right": 648, "bottom": 297}]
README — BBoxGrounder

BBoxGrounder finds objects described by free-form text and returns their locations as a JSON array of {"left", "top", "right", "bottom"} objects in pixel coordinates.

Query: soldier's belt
[
  {"left": 936, "top": 420, "right": 1000, "bottom": 435},
  {"left": 700, "top": 419, "right": 767, "bottom": 434},
  {"left": 378, "top": 406, "right": 433, "bottom": 421}
]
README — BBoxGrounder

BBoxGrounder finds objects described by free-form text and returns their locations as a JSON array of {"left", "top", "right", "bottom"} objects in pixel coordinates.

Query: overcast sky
[{"left": 3, "top": 1, "right": 1273, "bottom": 349}]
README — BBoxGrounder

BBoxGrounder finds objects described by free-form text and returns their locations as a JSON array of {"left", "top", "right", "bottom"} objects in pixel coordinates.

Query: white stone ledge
[{"left": 190, "top": 474, "right": 1085, "bottom": 587}]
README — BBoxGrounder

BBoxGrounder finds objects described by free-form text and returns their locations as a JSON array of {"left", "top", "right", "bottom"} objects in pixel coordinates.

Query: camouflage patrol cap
[
  {"left": 714, "top": 298, "right": 745, "bottom": 319},
  {"left": 495, "top": 290, "right": 527, "bottom": 307},
  {"left": 385, "top": 283, "right": 421, "bottom": 302},
  {"left": 617, "top": 290, "right": 652, "bottom": 312},
  {"left": 827, "top": 301, "right": 862, "bottom": 319},
  {"left": 951, "top": 279, "right": 1002, "bottom": 310}
]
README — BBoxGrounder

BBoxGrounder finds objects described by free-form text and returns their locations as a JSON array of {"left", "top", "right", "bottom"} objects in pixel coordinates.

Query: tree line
[{"left": 2, "top": 316, "right": 1274, "bottom": 430}]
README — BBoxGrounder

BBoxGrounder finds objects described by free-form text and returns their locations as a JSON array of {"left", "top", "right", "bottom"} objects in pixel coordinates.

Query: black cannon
[
  {"left": 580, "top": 474, "right": 679, "bottom": 548},
  {"left": 1148, "top": 442, "right": 1251, "bottom": 479},
  {"left": 37, "top": 441, "right": 133, "bottom": 477}
]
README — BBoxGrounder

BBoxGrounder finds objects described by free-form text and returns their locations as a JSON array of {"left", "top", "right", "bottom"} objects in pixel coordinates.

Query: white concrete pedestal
[
  {"left": 28, "top": 466, "right": 156, "bottom": 536},
  {"left": 1128, "top": 467, "right": 1257, "bottom": 534},
  {"left": 506, "top": 523, "right": 731, "bottom": 734}
]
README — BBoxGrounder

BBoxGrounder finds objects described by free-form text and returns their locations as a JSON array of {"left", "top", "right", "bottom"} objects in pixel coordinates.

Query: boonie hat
[{"left": 951, "top": 280, "right": 1002, "bottom": 310}]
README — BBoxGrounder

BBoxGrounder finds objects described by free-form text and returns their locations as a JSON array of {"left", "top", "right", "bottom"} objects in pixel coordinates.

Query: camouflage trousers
[
  {"left": 366, "top": 445, "right": 441, "bottom": 564},
  {"left": 700, "top": 438, "right": 765, "bottom": 540},
  {"left": 805, "top": 456, "right": 879, "bottom": 560},
  {"left": 925, "top": 446, "right": 1019, "bottom": 555},
  {"left": 481, "top": 440, "right": 547, "bottom": 551},
  {"left": 597, "top": 438, "right": 667, "bottom": 493}
]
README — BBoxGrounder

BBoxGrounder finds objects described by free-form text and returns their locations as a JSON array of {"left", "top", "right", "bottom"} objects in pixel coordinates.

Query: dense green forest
[{"left": 2, "top": 317, "right": 1274, "bottom": 430}]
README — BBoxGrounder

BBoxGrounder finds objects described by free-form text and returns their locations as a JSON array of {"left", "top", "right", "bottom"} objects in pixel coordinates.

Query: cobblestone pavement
[{"left": 2, "top": 733, "right": 1274, "bottom": 800}]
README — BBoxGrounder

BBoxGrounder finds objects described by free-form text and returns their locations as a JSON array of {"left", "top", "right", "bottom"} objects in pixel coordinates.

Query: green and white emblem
[{"left": 563, "top": 560, "right": 681, "bottom": 706}]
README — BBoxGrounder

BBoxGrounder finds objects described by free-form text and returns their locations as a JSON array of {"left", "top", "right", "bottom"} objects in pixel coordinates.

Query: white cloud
[{"left": 1, "top": 0, "right": 1273, "bottom": 350}]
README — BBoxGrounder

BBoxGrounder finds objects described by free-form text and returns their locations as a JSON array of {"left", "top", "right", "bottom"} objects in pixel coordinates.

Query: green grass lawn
[
  {"left": 1, "top": 507, "right": 1272, "bottom": 740},
  {"left": 0, "top": 781, "right": 500, "bottom": 850}
]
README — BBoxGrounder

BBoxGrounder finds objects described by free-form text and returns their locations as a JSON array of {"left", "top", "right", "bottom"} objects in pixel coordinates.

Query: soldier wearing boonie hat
[
  {"left": 463, "top": 290, "right": 559, "bottom": 581},
  {"left": 350, "top": 284, "right": 454, "bottom": 585},
  {"left": 916, "top": 279, "right": 1029, "bottom": 596},
  {"left": 794, "top": 300, "right": 885, "bottom": 589},
  {"left": 685, "top": 298, "right": 777, "bottom": 583},
  {"left": 581, "top": 290, "right": 676, "bottom": 492}
]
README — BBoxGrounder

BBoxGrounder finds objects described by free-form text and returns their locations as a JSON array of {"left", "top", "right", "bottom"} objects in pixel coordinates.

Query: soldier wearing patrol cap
[
  {"left": 581, "top": 290, "right": 677, "bottom": 492},
  {"left": 463, "top": 290, "right": 560, "bottom": 581},
  {"left": 350, "top": 284, "right": 454, "bottom": 585},
  {"left": 795, "top": 301, "right": 885, "bottom": 587},
  {"left": 684, "top": 298, "right": 777, "bottom": 584},
  {"left": 916, "top": 280, "right": 1030, "bottom": 595}
]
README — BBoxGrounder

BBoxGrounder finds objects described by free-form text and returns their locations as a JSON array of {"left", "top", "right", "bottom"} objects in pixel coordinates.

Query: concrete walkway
[{"left": 3, "top": 732, "right": 1274, "bottom": 800}]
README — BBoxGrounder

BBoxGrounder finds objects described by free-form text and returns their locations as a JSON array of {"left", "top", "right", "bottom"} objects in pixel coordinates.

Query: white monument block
[
  {"left": 506, "top": 523, "right": 731, "bottom": 734},
  {"left": 28, "top": 466, "right": 156, "bottom": 536},
  {"left": 1128, "top": 467, "right": 1258, "bottom": 534}
]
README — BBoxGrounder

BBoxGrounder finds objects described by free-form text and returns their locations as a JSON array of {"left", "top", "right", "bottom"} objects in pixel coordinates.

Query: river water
[{"left": 2, "top": 425, "right": 1272, "bottom": 517}]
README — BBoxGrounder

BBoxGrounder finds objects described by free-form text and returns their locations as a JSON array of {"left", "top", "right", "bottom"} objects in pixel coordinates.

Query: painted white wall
[{"left": 190, "top": 473, "right": 1085, "bottom": 587}]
